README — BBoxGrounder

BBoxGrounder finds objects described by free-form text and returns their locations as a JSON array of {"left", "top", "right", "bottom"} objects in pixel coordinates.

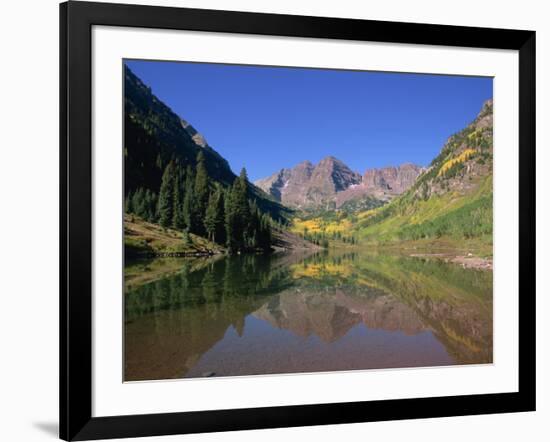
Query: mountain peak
[
  {"left": 310, "top": 156, "right": 361, "bottom": 193},
  {"left": 320, "top": 155, "right": 338, "bottom": 162},
  {"left": 318, "top": 155, "right": 345, "bottom": 166},
  {"left": 255, "top": 157, "right": 420, "bottom": 211},
  {"left": 295, "top": 160, "right": 314, "bottom": 170}
]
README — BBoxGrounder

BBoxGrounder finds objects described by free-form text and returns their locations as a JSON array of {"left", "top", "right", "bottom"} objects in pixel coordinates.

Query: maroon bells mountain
[{"left": 255, "top": 156, "right": 422, "bottom": 210}]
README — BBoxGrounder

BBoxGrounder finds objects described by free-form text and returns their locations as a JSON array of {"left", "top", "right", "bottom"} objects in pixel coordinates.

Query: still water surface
[{"left": 124, "top": 251, "right": 492, "bottom": 381}]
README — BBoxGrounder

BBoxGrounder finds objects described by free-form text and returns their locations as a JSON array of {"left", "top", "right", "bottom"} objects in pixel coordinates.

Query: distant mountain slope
[
  {"left": 255, "top": 157, "right": 421, "bottom": 211},
  {"left": 255, "top": 156, "right": 361, "bottom": 210},
  {"left": 354, "top": 99, "right": 493, "bottom": 245},
  {"left": 124, "top": 65, "right": 289, "bottom": 221},
  {"left": 335, "top": 163, "right": 423, "bottom": 208}
]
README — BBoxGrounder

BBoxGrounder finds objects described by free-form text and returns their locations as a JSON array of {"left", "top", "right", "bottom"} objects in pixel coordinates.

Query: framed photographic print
[{"left": 60, "top": 1, "right": 536, "bottom": 440}]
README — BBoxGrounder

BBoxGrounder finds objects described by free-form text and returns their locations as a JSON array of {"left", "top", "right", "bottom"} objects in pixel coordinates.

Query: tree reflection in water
[{"left": 124, "top": 251, "right": 492, "bottom": 381}]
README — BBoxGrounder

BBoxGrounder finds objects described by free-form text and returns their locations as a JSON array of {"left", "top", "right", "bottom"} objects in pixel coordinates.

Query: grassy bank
[{"left": 124, "top": 214, "right": 225, "bottom": 257}]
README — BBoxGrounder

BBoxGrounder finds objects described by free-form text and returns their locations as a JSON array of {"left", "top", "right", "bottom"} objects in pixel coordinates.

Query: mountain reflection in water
[{"left": 124, "top": 251, "right": 492, "bottom": 381}]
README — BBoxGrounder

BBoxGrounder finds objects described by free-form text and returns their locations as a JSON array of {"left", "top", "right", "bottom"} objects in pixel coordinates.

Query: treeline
[
  {"left": 299, "top": 229, "right": 358, "bottom": 248},
  {"left": 327, "top": 230, "right": 359, "bottom": 245},
  {"left": 126, "top": 151, "right": 273, "bottom": 254}
]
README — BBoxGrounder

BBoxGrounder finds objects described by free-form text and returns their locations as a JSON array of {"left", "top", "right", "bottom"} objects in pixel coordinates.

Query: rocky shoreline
[
  {"left": 409, "top": 252, "right": 493, "bottom": 271},
  {"left": 150, "top": 250, "right": 221, "bottom": 258}
]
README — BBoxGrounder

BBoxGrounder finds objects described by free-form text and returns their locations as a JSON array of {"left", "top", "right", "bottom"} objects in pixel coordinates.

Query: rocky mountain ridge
[{"left": 255, "top": 157, "right": 422, "bottom": 211}]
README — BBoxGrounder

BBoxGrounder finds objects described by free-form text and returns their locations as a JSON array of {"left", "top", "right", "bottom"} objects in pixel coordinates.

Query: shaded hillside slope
[{"left": 124, "top": 65, "right": 290, "bottom": 221}]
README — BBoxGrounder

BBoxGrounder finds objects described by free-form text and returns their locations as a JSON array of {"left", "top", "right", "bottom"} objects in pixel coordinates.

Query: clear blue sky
[{"left": 126, "top": 60, "right": 492, "bottom": 182}]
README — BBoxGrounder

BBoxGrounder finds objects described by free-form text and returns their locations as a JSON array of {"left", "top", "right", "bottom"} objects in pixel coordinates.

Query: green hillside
[{"left": 353, "top": 99, "right": 493, "bottom": 253}]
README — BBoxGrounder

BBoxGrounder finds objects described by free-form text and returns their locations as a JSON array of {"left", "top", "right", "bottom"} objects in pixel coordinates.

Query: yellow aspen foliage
[{"left": 438, "top": 148, "right": 476, "bottom": 177}]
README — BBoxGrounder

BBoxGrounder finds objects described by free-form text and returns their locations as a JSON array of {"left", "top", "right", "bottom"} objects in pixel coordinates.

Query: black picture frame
[{"left": 60, "top": 1, "right": 536, "bottom": 440}]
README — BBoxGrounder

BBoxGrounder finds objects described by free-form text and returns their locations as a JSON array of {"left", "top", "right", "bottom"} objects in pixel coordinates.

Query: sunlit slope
[{"left": 353, "top": 99, "right": 493, "bottom": 248}]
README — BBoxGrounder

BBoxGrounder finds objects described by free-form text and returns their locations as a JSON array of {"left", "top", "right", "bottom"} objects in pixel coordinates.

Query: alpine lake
[{"left": 124, "top": 250, "right": 493, "bottom": 381}]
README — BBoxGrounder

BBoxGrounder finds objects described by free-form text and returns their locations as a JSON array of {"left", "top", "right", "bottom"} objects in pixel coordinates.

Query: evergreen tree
[
  {"left": 225, "top": 168, "right": 251, "bottom": 253},
  {"left": 181, "top": 228, "right": 190, "bottom": 246},
  {"left": 182, "top": 165, "right": 196, "bottom": 232},
  {"left": 130, "top": 188, "right": 141, "bottom": 216},
  {"left": 125, "top": 190, "right": 133, "bottom": 213},
  {"left": 216, "top": 189, "right": 226, "bottom": 245},
  {"left": 204, "top": 188, "right": 221, "bottom": 243},
  {"left": 247, "top": 201, "right": 261, "bottom": 249},
  {"left": 144, "top": 189, "right": 155, "bottom": 222},
  {"left": 258, "top": 213, "right": 272, "bottom": 252},
  {"left": 131, "top": 187, "right": 149, "bottom": 220},
  {"left": 148, "top": 191, "right": 158, "bottom": 223},
  {"left": 224, "top": 188, "right": 234, "bottom": 252},
  {"left": 194, "top": 150, "right": 209, "bottom": 234},
  {"left": 235, "top": 168, "right": 251, "bottom": 227},
  {"left": 172, "top": 169, "right": 185, "bottom": 230},
  {"left": 158, "top": 162, "right": 175, "bottom": 227}
]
